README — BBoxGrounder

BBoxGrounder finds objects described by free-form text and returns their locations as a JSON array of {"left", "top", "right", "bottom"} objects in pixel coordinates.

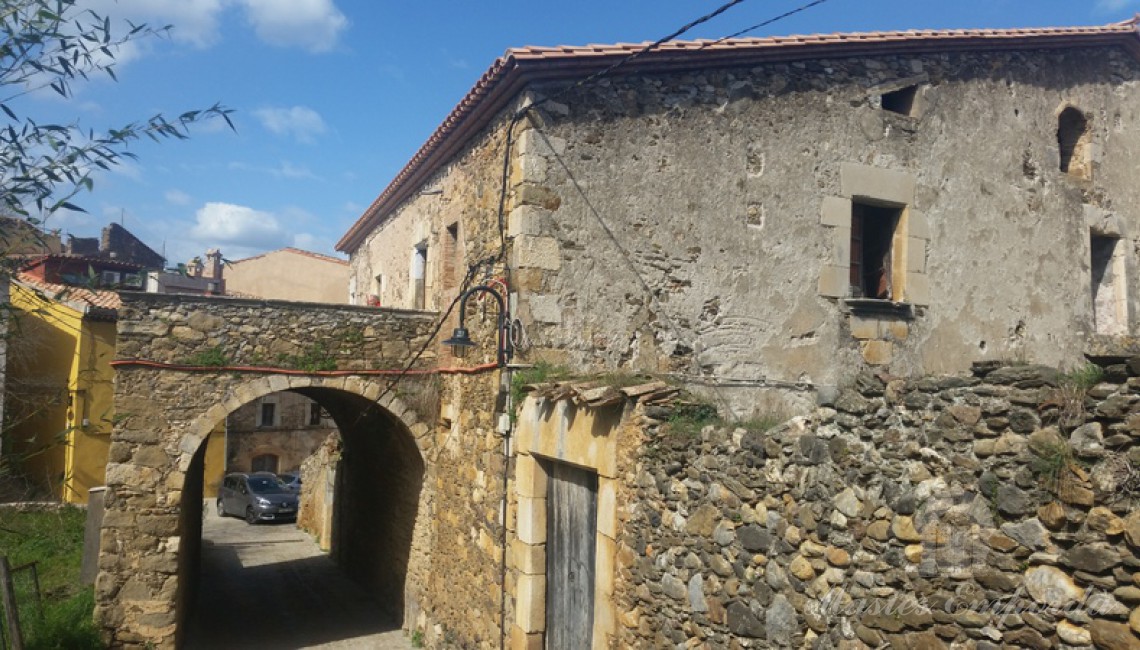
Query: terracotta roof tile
[
  {"left": 337, "top": 19, "right": 1140, "bottom": 253},
  {"left": 14, "top": 272, "right": 121, "bottom": 311}
]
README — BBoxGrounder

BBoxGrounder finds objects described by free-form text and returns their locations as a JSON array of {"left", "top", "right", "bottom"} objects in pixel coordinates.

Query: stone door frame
[{"left": 511, "top": 397, "right": 621, "bottom": 650}]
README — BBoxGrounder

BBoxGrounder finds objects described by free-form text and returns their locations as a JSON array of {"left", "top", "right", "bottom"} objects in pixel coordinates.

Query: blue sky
[{"left": 19, "top": 0, "right": 1140, "bottom": 265}]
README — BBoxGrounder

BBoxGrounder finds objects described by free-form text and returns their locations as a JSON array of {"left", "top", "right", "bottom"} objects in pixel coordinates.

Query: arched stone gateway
[
  {"left": 90, "top": 293, "right": 455, "bottom": 649},
  {"left": 94, "top": 371, "right": 435, "bottom": 649}
]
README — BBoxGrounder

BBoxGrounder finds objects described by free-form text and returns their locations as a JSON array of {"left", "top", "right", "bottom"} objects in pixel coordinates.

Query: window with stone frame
[
  {"left": 308, "top": 402, "right": 322, "bottom": 426},
  {"left": 258, "top": 399, "right": 278, "bottom": 428},
  {"left": 251, "top": 453, "right": 278, "bottom": 474},
  {"left": 850, "top": 202, "right": 904, "bottom": 300}
]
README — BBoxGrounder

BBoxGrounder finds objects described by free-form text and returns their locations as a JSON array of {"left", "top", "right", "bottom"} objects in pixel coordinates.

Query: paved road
[{"left": 183, "top": 502, "right": 412, "bottom": 649}]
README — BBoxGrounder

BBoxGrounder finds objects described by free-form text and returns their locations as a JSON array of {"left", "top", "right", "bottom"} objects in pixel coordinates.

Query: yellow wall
[
  {"left": 201, "top": 423, "right": 226, "bottom": 498},
  {"left": 7, "top": 283, "right": 116, "bottom": 504}
]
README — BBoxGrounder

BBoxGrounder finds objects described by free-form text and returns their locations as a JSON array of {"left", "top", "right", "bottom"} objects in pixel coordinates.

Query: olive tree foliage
[{"left": 0, "top": 0, "right": 233, "bottom": 222}]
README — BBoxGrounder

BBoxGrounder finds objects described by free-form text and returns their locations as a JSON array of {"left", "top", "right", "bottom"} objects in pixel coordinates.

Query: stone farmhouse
[
  {"left": 339, "top": 18, "right": 1140, "bottom": 413},
  {"left": 324, "top": 17, "right": 1140, "bottom": 650}
]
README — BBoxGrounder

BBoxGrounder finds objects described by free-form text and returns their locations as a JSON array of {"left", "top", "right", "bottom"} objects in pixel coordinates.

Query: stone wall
[
  {"left": 614, "top": 360, "right": 1140, "bottom": 648},
  {"left": 503, "top": 46, "right": 1140, "bottom": 411},
  {"left": 115, "top": 292, "right": 439, "bottom": 370},
  {"left": 225, "top": 391, "right": 336, "bottom": 475}
]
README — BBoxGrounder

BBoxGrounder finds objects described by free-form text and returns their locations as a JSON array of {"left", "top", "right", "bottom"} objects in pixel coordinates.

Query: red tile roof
[
  {"left": 336, "top": 18, "right": 1140, "bottom": 253},
  {"left": 14, "top": 272, "right": 122, "bottom": 312}
]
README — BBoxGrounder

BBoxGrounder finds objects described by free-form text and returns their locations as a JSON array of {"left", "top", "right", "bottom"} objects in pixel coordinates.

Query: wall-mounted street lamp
[{"left": 442, "top": 284, "right": 513, "bottom": 367}]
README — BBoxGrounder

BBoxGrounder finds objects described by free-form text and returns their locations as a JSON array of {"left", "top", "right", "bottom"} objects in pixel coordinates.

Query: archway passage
[{"left": 175, "top": 385, "right": 424, "bottom": 648}]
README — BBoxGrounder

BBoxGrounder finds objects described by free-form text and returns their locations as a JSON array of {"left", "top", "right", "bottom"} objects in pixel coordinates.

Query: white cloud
[
  {"left": 165, "top": 189, "right": 192, "bottom": 206},
  {"left": 81, "top": 0, "right": 227, "bottom": 48},
  {"left": 253, "top": 106, "right": 328, "bottom": 143},
  {"left": 1095, "top": 0, "right": 1136, "bottom": 11},
  {"left": 80, "top": 0, "right": 348, "bottom": 52},
  {"left": 190, "top": 202, "right": 290, "bottom": 250},
  {"left": 240, "top": 0, "right": 348, "bottom": 52}
]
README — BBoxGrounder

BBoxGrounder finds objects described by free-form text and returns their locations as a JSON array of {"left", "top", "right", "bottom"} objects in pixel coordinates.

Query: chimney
[
  {"left": 186, "top": 257, "right": 203, "bottom": 278},
  {"left": 204, "top": 249, "right": 224, "bottom": 280}
]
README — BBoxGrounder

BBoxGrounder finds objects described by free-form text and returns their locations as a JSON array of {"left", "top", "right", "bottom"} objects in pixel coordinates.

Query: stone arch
[
  {"left": 100, "top": 371, "right": 433, "bottom": 649},
  {"left": 176, "top": 375, "right": 429, "bottom": 481}
]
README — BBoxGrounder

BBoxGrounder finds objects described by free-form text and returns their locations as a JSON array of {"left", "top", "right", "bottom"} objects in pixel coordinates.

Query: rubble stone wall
[
  {"left": 508, "top": 46, "right": 1140, "bottom": 410},
  {"left": 617, "top": 361, "right": 1140, "bottom": 648},
  {"left": 115, "top": 292, "right": 439, "bottom": 370}
]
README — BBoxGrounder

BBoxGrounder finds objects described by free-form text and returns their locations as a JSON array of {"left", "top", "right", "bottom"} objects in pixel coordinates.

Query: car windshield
[{"left": 247, "top": 476, "right": 288, "bottom": 494}]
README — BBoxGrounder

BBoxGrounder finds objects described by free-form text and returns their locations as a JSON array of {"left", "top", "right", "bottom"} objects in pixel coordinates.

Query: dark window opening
[
  {"left": 443, "top": 222, "right": 460, "bottom": 290},
  {"left": 881, "top": 85, "right": 919, "bottom": 117},
  {"left": 259, "top": 402, "right": 276, "bottom": 428},
  {"left": 1058, "top": 106, "right": 1090, "bottom": 178},
  {"left": 850, "top": 203, "right": 901, "bottom": 300},
  {"left": 309, "top": 402, "right": 322, "bottom": 426},
  {"left": 251, "top": 454, "right": 278, "bottom": 474},
  {"left": 1091, "top": 234, "right": 1125, "bottom": 335}
]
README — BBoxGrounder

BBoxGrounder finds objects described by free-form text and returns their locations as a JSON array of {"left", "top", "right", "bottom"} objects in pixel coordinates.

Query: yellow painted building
[{"left": 5, "top": 275, "right": 228, "bottom": 503}]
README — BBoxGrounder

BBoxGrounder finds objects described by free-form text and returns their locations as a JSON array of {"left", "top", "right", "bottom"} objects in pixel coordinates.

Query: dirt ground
[{"left": 183, "top": 501, "right": 413, "bottom": 649}]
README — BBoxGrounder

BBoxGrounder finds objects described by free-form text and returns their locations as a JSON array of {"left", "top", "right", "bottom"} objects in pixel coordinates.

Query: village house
[
  {"left": 339, "top": 18, "right": 1140, "bottom": 413},
  {"left": 226, "top": 247, "right": 350, "bottom": 304},
  {"left": 329, "top": 18, "right": 1140, "bottom": 649}
]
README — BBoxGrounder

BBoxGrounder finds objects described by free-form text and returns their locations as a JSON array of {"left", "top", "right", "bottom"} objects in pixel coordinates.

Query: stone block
[
  {"left": 597, "top": 478, "right": 618, "bottom": 539},
  {"left": 515, "top": 574, "right": 546, "bottom": 633},
  {"left": 906, "top": 237, "right": 926, "bottom": 273},
  {"left": 512, "top": 540, "right": 545, "bottom": 575},
  {"left": 513, "top": 235, "right": 561, "bottom": 271},
  {"left": 906, "top": 272, "right": 930, "bottom": 306},
  {"left": 516, "top": 455, "right": 547, "bottom": 498},
  {"left": 850, "top": 316, "right": 880, "bottom": 340},
  {"left": 831, "top": 227, "right": 852, "bottom": 266},
  {"left": 508, "top": 205, "right": 552, "bottom": 238},
  {"left": 841, "top": 163, "right": 915, "bottom": 205},
  {"left": 818, "top": 265, "right": 849, "bottom": 298},
  {"left": 509, "top": 625, "right": 544, "bottom": 650},
  {"left": 885, "top": 320, "right": 909, "bottom": 341},
  {"left": 513, "top": 184, "right": 562, "bottom": 212},
  {"left": 517, "top": 496, "right": 546, "bottom": 545},
  {"left": 517, "top": 128, "right": 566, "bottom": 157},
  {"left": 907, "top": 209, "right": 930, "bottom": 240},
  {"left": 820, "top": 196, "right": 852, "bottom": 228},
  {"left": 862, "top": 340, "right": 894, "bottom": 366}
]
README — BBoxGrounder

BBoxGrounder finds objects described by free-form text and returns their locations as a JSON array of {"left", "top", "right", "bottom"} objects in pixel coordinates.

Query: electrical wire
[
  {"left": 705, "top": 0, "right": 833, "bottom": 45},
  {"left": 515, "top": 0, "right": 750, "bottom": 120}
]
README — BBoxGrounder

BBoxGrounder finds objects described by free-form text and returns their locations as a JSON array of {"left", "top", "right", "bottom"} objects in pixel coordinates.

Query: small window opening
[
  {"left": 1091, "top": 233, "right": 1126, "bottom": 335},
  {"left": 251, "top": 454, "right": 278, "bottom": 474},
  {"left": 443, "top": 222, "right": 460, "bottom": 290},
  {"left": 308, "top": 402, "right": 322, "bottom": 426},
  {"left": 881, "top": 85, "right": 919, "bottom": 117},
  {"left": 259, "top": 402, "right": 276, "bottom": 428},
  {"left": 1058, "top": 106, "right": 1091, "bottom": 179},
  {"left": 412, "top": 243, "right": 427, "bottom": 310},
  {"left": 850, "top": 203, "right": 902, "bottom": 300}
]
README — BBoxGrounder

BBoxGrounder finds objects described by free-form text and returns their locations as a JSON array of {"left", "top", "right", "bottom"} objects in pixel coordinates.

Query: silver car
[{"left": 216, "top": 472, "right": 299, "bottom": 524}]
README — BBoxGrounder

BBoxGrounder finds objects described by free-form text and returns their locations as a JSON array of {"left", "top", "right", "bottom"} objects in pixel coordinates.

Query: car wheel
[
  {"left": 216, "top": 499, "right": 225, "bottom": 517},
  {"left": 245, "top": 506, "right": 258, "bottom": 525}
]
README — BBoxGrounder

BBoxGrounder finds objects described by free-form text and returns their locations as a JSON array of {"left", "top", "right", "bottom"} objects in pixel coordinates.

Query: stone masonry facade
[
  {"left": 507, "top": 46, "right": 1140, "bottom": 412},
  {"left": 608, "top": 360, "right": 1140, "bottom": 648}
]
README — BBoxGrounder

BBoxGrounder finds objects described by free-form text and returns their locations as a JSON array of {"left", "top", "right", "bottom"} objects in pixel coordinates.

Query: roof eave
[{"left": 336, "top": 26, "right": 1140, "bottom": 254}]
